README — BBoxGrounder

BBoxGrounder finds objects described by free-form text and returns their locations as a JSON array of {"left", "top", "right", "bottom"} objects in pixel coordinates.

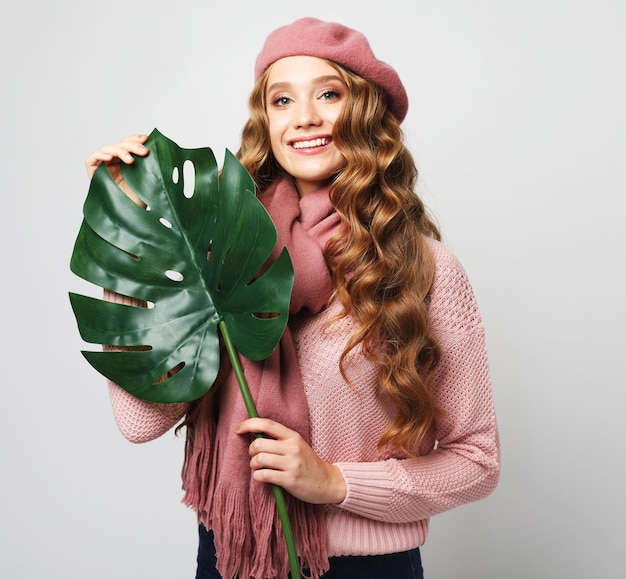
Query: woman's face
[{"left": 265, "top": 55, "right": 347, "bottom": 196}]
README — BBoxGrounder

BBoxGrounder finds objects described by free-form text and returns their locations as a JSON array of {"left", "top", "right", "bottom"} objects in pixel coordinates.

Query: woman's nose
[{"left": 293, "top": 101, "right": 322, "bottom": 128}]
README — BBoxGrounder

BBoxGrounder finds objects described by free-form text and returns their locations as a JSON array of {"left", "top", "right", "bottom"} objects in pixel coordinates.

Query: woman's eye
[
  {"left": 320, "top": 90, "right": 341, "bottom": 101},
  {"left": 272, "top": 96, "right": 292, "bottom": 106}
]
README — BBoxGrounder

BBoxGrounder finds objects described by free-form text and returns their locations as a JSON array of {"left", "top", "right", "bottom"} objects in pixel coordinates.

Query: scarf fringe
[{"left": 181, "top": 417, "right": 329, "bottom": 579}]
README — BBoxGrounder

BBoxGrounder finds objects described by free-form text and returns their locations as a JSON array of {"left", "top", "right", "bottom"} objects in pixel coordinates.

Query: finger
[
  {"left": 252, "top": 465, "right": 291, "bottom": 487},
  {"left": 250, "top": 451, "right": 288, "bottom": 472},
  {"left": 86, "top": 151, "right": 113, "bottom": 163},
  {"left": 236, "top": 417, "right": 293, "bottom": 440},
  {"left": 85, "top": 151, "right": 114, "bottom": 178},
  {"left": 85, "top": 134, "right": 149, "bottom": 168},
  {"left": 100, "top": 142, "right": 147, "bottom": 164},
  {"left": 115, "top": 133, "right": 150, "bottom": 155},
  {"left": 248, "top": 435, "right": 285, "bottom": 458},
  {"left": 111, "top": 133, "right": 149, "bottom": 148},
  {"left": 124, "top": 133, "right": 149, "bottom": 144}
]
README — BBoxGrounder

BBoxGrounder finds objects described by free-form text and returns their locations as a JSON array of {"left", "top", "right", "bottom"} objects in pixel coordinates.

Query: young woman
[{"left": 85, "top": 17, "right": 500, "bottom": 579}]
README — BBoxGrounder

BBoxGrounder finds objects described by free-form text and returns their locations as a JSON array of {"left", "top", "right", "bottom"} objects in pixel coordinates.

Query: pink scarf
[{"left": 181, "top": 176, "right": 342, "bottom": 579}]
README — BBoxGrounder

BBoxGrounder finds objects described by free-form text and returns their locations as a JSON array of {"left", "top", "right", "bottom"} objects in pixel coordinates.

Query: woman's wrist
[{"left": 327, "top": 463, "right": 347, "bottom": 504}]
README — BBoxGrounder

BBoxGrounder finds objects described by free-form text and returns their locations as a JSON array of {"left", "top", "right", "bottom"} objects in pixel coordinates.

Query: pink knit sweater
[{"left": 107, "top": 237, "right": 500, "bottom": 557}]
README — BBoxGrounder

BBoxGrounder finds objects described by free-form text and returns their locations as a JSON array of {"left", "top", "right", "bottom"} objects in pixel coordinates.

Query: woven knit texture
[{"left": 106, "top": 237, "right": 500, "bottom": 557}]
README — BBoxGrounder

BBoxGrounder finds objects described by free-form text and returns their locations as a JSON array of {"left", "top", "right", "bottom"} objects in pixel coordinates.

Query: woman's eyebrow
[{"left": 267, "top": 75, "right": 345, "bottom": 93}]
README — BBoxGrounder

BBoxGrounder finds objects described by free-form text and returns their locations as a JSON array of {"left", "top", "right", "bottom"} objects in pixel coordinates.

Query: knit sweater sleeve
[
  {"left": 334, "top": 241, "right": 500, "bottom": 523},
  {"left": 103, "top": 290, "right": 190, "bottom": 443}
]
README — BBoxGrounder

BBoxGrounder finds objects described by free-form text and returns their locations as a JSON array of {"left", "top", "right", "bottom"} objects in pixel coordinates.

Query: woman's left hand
[{"left": 236, "top": 417, "right": 347, "bottom": 505}]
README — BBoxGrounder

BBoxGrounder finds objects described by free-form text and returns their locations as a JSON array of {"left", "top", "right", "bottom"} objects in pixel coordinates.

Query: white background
[{"left": 1, "top": 1, "right": 624, "bottom": 577}]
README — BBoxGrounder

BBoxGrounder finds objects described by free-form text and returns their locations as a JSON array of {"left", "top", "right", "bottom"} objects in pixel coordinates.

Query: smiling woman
[
  {"left": 263, "top": 57, "right": 348, "bottom": 196},
  {"left": 84, "top": 16, "right": 500, "bottom": 579}
]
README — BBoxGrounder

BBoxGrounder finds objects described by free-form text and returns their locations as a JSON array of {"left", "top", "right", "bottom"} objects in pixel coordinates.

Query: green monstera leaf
[
  {"left": 69, "top": 128, "right": 294, "bottom": 404},
  {"left": 69, "top": 128, "right": 301, "bottom": 579}
]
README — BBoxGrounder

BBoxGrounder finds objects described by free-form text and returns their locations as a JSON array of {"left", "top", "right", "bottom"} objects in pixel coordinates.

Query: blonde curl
[{"left": 236, "top": 62, "right": 444, "bottom": 456}]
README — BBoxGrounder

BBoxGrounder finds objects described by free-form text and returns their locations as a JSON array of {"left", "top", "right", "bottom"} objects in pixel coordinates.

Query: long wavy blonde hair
[{"left": 236, "top": 61, "right": 444, "bottom": 456}]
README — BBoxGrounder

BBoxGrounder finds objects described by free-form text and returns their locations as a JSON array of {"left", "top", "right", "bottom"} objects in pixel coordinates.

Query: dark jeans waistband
[{"left": 196, "top": 525, "right": 424, "bottom": 579}]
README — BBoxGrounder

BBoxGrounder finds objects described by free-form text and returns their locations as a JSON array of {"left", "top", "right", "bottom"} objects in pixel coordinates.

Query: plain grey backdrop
[{"left": 1, "top": 0, "right": 624, "bottom": 577}]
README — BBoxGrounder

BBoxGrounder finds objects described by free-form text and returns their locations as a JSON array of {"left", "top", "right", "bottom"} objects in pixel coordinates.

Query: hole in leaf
[
  {"left": 172, "top": 166, "right": 180, "bottom": 184},
  {"left": 146, "top": 301, "right": 155, "bottom": 309},
  {"left": 222, "top": 247, "right": 231, "bottom": 264},
  {"left": 183, "top": 160, "right": 195, "bottom": 199},
  {"left": 207, "top": 240, "right": 213, "bottom": 261},
  {"left": 159, "top": 217, "right": 173, "bottom": 228},
  {"left": 165, "top": 270, "right": 184, "bottom": 282},
  {"left": 154, "top": 361, "right": 185, "bottom": 385},
  {"left": 105, "top": 344, "right": 152, "bottom": 352},
  {"left": 122, "top": 249, "right": 140, "bottom": 261},
  {"left": 253, "top": 312, "right": 281, "bottom": 319}
]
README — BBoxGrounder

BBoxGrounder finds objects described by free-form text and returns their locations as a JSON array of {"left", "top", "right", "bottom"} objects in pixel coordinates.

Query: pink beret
[{"left": 254, "top": 17, "right": 409, "bottom": 122}]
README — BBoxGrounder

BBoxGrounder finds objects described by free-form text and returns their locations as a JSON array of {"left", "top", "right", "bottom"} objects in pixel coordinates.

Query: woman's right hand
[{"left": 85, "top": 133, "right": 149, "bottom": 206}]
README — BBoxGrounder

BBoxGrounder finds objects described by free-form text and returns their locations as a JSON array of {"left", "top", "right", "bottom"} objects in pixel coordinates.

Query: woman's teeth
[{"left": 292, "top": 138, "right": 329, "bottom": 150}]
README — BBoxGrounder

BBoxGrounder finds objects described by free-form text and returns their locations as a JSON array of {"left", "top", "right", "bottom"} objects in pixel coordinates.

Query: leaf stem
[{"left": 219, "top": 320, "right": 302, "bottom": 579}]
